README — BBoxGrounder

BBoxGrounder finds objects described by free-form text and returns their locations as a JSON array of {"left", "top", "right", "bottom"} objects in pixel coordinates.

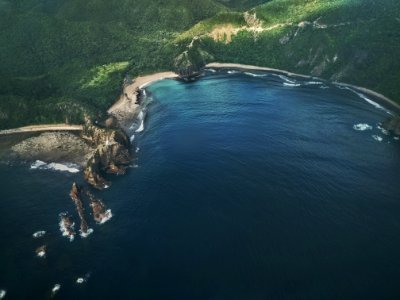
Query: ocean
[{"left": 1, "top": 70, "right": 400, "bottom": 299}]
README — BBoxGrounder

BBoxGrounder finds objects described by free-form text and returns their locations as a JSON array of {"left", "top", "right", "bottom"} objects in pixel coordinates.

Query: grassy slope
[
  {"left": 176, "top": 0, "right": 400, "bottom": 103},
  {"left": 0, "top": 0, "right": 399, "bottom": 129}
]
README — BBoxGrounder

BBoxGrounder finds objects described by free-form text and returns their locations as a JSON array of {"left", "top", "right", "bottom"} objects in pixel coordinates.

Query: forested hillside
[{"left": 0, "top": 0, "right": 399, "bottom": 129}]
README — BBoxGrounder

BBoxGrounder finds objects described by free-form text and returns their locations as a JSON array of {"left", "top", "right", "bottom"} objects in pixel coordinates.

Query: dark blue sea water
[{"left": 1, "top": 71, "right": 400, "bottom": 299}]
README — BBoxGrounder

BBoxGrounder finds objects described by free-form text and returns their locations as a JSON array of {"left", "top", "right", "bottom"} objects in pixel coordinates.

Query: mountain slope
[
  {"left": 0, "top": 0, "right": 399, "bottom": 129},
  {"left": 175, "top": 0, "right": 400, "bottom": 104}
]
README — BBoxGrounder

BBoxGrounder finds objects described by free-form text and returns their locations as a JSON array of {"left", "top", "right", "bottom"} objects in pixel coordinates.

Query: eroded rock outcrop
[
  {"left": 382, "top": 116, "right": 400, "bottom": 136},
  {"left": 59, "top": 213, "right": 75, "bottom": 241},
  {"left": 82, "top": 119, "right": 132, "bottom": 189},
  {"left": 86, "top": 191, "right": 113, "bottom": 224},
  {"left": 70, "top": 183, "right": 92, "bottom": 237}
]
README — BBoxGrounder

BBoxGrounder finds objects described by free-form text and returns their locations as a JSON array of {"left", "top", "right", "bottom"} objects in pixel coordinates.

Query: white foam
[
  {"left": 205, "top": 68, "right": 217, "bottom": 73},
  {"left": 278, "top": 74, "right": 297, "bottom": 84},
  {"left": 99, "top": 209, "right": 113, "bottom": 224},
  {"left": 47, "top": 163, "right": 79, "bottom": 173},
  {"left": 244, "top": 72, "right": 267, "bottom": 77},
  {"left": 372, "top": 135, "right": 383, "bottom": 142},
  {"left": 59, "top": 214, "right": 75, "bottom": 242},
  {"left": 142, "top": 89, "right": 147, "bottom": 97},
  {"left": 31, "top": 160, "right": 80, "bottom": 173},
  {"left": 138, "top": 110, "right": 144, "bottom": 120},
  {"left": 76, "top": 278, "right": 85, "bottom": 284},
  {"left": 0, "top": 290, "right": 6, "bottom": 299},
  {"left": 135, "top": 147, "right": 140, "bottom": 153},
  {"left": 353, "top": 123, "right": 373, "bottom": 131},
  {"left": 37, "top": 250, "right": 46, "bottom": 258},
  {"left": 33, "top": 230, "right": 46, "bottom": 238},
  {"left": 130, "top": 135, "right": 135, "bottom": 142},
  {"left": 135, "top": 120, "right": 144, "bottom": 132},
  {"left": 283, "top": 82, "right": 301, "bottom": 87},
  {"left": 319, "top": 85, "right": 329, "bottom": 89},
  {"left": 51, "top": 284, "right": 61, "bottom": 296},
  {"left": 305, "top": 81, "right": 323, "bottom": 85},
  {"left": 341, "top": 86, "right": 390, "bottom": 113},
  {"left": 76, "top": 272, "right": 90, "bottom": 284},
  {"left": 394, "top": 136, "right": 399, "bottom": 140},
  {"left": 227, "top": 70, "right": 239, "bottom": 74},
  {"left": 30, "top": 160, "right": 46, "bottom": 169},
  {"left": 80, "top": 228, "right": 94, "bottom": 238}
]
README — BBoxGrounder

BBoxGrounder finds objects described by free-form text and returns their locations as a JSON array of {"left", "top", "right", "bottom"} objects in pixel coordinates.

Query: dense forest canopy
[{"left": 0, "top": 0, "right": 399, "bottom": 129}]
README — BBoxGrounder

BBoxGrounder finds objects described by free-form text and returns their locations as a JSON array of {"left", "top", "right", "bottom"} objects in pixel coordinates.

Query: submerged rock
[
  {"left": 81, "top": 119, "right": 132, "bottom": 189},
  {"left": 59, "top": 213, "right": 75, "bottom": 241},
  {"left": 382, "top": 116, "right": 400, "bottom": 136},
  {"left": 35, "top": 245, "right": 47, "bottom": 258}
]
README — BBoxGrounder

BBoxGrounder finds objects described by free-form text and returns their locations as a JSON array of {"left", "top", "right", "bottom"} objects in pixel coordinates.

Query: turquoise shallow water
[{"left": 1, "top": 70, "right": 400, "bottom": 299}]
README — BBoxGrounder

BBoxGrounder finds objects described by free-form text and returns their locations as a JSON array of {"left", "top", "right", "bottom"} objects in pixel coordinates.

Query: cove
[{"left": 0, "top": 71, "right": 400, "bottom": 299}]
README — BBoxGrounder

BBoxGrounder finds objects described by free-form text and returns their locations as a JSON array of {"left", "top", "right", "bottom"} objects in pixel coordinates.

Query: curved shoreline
[
  {"left": 2, "top": 63, "right": 399, "bottom": 136},
  {"left": 108, "top": 71, "right": 178, "bottom": 129},
  {"left": 206, "top": 62, "right": 400, "bottom": 114}
]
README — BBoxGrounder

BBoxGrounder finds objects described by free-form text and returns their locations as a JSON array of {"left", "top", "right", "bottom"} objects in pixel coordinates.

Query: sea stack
[
  {"left": 86, "top": 191, "right": 113, "bottom": 224},
  {"left": 69, "top": 183, "right": 92, "bottom": 237}
]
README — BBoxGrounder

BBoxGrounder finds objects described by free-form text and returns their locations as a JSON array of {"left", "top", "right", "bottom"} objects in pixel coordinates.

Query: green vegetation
[
  {"left": 176, "top": 0, "right": 400, "bottom": 104},
  {"left": 0, "top": 0, "right": 399, "bottom": 129}
]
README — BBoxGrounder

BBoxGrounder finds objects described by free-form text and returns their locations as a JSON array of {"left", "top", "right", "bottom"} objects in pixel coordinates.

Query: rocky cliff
[{"left": 81, "top": 119, "right": 132, "bottom": 189}]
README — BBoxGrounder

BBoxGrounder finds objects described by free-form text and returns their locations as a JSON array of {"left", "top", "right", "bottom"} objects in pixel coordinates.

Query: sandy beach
[
  {"left": 206, "top": 62, "right": 400, "bottom": 113},
  {"left": 108, "top": 72, "right": 178, "bottom": 128}
]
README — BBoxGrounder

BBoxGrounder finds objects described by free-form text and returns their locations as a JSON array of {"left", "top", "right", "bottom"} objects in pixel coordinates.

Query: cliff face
[{"left": 81, "top": 120, "right": 132, "bottom": 189}]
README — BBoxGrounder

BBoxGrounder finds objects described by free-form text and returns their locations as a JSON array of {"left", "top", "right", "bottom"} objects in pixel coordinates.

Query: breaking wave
[
  {"left": 372, "top": 135, "right": 383, "bottom": 142},
  {"left": 353, "top": 123, "right": 373, "bottom": 131},
  {"left": 244, "top": 72, "right": 267, "bottom": 78},
  {"left": 277, "top": 74, "right": 297, "bottom": 84},
  {"left": 51, "top": 284, "right": 61, "bottom": 297},
  {"left": 33, "top": 231, "right": 46, "bottom": 238},
  {"left": 227, "top": 70, "right": 239, "bottom": 74},
  {"left": 76, "top": 273, "right": 91, "bottom": 284},
  {"left": 99, "top": 209, "right": 113, "bottom": 224},
  {"left": 305, "top": 81, "right": 323, "bottom": 85},
  {"left": 339, "top": 86, "right": 391, "bottom": 113},
  {"left": 80, "top": 228, "right": 94, "bottom": 238},
  {"left": 135, "top": 120, "right": 144, "bottom": 132},
  {"left": 283, "top": 82, "right": 301, "bottom": 87},
  {"left": 377, "top": 125, "right": 389, "bottom": 135},
  {"left": 31, "top": 160, "right": 80, "bottom": 173}
]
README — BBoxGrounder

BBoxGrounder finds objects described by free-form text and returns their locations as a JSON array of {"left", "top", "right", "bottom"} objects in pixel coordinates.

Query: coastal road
[{"left": 0, "top": 124, "right": 83, "bottom": 135}]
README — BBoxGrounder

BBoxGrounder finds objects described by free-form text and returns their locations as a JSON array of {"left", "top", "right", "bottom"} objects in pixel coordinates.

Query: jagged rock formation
[
  {"left": 59, "top": 213, "right": 76, "bottom": 241},
  {"left": 86, "top": 191, "right": 113, "bottom": 224},
  {"left": 174, "top": 37, "right": 213, "bottom": 79},
  {"left": 81, "top": 118, "right": 132, "bottom": 189},
  {"left": 69, "top": 183, "right": 91, "bottom": 236},
  {"left": 382, "top": 116, "right": 400, "bottom": 136}
]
